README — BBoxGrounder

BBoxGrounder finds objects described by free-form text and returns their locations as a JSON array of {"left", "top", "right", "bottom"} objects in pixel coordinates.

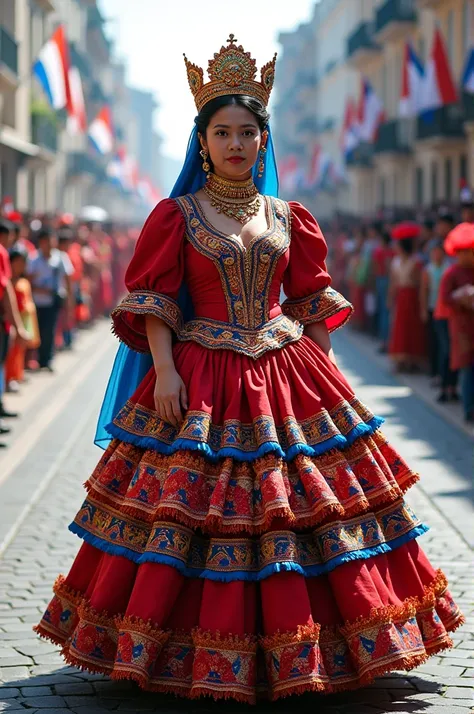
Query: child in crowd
[{"left": 440, "top": 223, "right": 474, "bottom": 423}]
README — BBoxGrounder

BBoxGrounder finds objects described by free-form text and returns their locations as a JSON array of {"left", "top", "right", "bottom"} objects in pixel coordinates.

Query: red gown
[{"left": 35, "top": 196, "right": 463, "bottom": 704}]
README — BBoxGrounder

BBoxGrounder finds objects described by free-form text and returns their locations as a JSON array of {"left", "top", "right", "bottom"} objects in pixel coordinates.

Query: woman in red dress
[
  {"left": 388, "top": 223, "right": 427, "bottom": 372},
  {"left": 35, "top": 37, "right": 463, "bottom": 704}
]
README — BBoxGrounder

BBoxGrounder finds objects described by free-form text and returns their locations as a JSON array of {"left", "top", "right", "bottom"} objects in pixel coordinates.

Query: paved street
[{"left": 0, "top": 322, "right": 472, "bottom": 714}]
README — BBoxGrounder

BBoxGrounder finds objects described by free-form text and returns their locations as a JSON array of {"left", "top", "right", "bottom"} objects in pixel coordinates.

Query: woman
[
  {"left": 388, "top": 223, "right": 427, "bottom": 372},
  {"left": 35, "top": 37, "right": 463, "bottom": 703}
]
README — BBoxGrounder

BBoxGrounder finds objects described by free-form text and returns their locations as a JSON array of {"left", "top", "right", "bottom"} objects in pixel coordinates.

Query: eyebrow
[{"left": 212, "top": 123, "right": 258, "bottom": 129}]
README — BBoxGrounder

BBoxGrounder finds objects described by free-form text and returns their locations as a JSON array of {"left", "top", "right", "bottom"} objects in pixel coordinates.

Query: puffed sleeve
[
  {"left": 111, "top": 198, "right": 185, "bottom": 352},
  {"left": 281, "top": 202, "right": 353, "bottom": 332}
]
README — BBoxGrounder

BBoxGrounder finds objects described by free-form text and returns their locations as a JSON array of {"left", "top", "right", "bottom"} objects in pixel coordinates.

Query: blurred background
[{"left": 0, "top": 0, "right": 472, "bottom": 223}]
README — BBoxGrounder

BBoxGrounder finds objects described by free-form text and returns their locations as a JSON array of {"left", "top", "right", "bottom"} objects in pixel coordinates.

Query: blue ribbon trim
[
  {"left": 105, "top": 415, "right": 385, "bottom": 463},
  {"left": 68, "top": 521, "right": 428, "bottom": 582}
]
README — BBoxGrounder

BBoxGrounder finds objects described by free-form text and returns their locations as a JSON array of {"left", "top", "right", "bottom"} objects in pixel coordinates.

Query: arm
[
  {"left": 304, "top": 321, "right": 337, "bottom": 366},
  {"left": 146, "top": 315, "right": 188, "bottom": 428},
  {"left": 4, "top": 281, "right": 29, "bottom": 343}
]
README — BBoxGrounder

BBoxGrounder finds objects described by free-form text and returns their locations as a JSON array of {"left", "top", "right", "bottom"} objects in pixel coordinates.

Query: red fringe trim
[
  {"left": 261, "top": 622, "right": 321, "bottom": 650},
  {"left": 192, "top": 627, "right": 257, "bottom": 653}
]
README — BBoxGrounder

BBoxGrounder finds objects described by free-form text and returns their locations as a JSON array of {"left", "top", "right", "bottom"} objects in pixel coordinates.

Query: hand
[
  {"left": 15, "top": 327, "right": 30, "bottom": 346},
  {"left": 154, "top": 365, "right": 188, "bottom": 428}
]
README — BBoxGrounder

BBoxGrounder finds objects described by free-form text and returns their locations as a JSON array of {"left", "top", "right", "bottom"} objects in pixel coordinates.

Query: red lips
[{"left": 226, "top": 157, "right": 245, "bottom": 164}]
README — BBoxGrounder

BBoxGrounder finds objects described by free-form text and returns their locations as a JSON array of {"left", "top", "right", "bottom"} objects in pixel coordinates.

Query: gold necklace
[{"left": 202, "top": 173, "right": 261, "bottom": 225}]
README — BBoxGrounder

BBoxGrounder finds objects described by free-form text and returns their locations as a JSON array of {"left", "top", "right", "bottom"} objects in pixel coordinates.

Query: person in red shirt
[
  {"left": 0, "top": 220, "right": 29, "bottom": 442},
  {"left": 440, "top": 223, "right": 474, "bottom": 423}
]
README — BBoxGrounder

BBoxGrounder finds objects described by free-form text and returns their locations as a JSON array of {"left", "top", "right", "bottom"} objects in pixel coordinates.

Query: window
[
  {"left": 445, "top": 158, "right": 452, "bottom": 202},
  {"left": 416, "top": 167, "right": 424, "bottom": 206},
  {"left": 460, "top": 154, "right": 467, "bottom": 182},
  {"left": 431, "top": 162, "right": 438, "bottom": 204}
]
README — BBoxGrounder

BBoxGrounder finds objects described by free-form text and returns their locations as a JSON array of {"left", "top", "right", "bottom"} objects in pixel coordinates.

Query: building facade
[
  {"left": 274, "top": 0, "right": 473, "bottom": 218},
  {"left": 0, "top": 0, "right": 163, "bottom": 219}
]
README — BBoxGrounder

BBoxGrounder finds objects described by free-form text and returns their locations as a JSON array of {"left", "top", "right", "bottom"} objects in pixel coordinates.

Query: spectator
[
  {"left": 420, "top": 241, "right": 457, "bottom": 401},
  {"left": 388, "top": 222, "right": 427, "bottom": 372},
  {"left": 372, "top": 230, "right": 394, "bottom": 353},
  {"left": 419, "top": 219, "right": 436, "bottom": 262},
  {"left": 0, "top": 220, "right": 29, "bottom": 442},
  {"left": 440, "top": 223, "right": 474, "bottom": 423},
  {"left": 27, "top": 228, "right": 74, "bottom": 372},
  {"left": 5, "top": 247, "right": 40, "bottom": 391}
]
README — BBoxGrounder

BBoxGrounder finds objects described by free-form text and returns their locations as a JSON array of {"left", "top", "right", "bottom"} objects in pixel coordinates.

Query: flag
[
  {"left": 33, "top": 26, "right": 72, "bottom": 113},
  {"left": 462, "top": 48, "right": 474, "bottom": 94},
  {"left": 305, "top": 144, "right": 321, "bottom": 189},
  {"left": 67, "top": 67, "right": 87, "bottom": 134},
  {"left": 279, "top": 155, "right": 301, "bottom": 194},
  {"left": 358, "top": 78, "right": 385, "bottom": 143},
  {"left": 420, "top": 27, "right": 458, "bottom": 113},
  {"left": 399, "top": 43, "right": 425, "bottom": 117},
  {"left": 340, "top": 98, "right": 359, "bottom": 160},
  {"left": 88, "top": 106, "right": 114, "bottom": 155}
]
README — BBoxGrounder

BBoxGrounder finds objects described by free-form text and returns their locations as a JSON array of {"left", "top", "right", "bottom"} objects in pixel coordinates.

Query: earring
[
  {"left": 257, "top": 146, "right": 267, "bottom": 178},
  {"left": 200, "top": 149, "right": 210, "bottom": 175}
]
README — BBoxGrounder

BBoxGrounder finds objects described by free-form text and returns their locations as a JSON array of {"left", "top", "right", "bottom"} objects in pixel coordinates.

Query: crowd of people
[
  {"left": 1, "top": 193, "right": 473, "bottom": 452},
  {"left": 326, "top": 195, "right": 474, "bottom": 425},
  {"left": 0, "top": 208, "right": 136, "bottom": 448}
]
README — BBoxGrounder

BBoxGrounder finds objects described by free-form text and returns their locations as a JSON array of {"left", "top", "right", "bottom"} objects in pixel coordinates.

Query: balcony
[
  {"left": 375, "top": 0, "right": 417, "bottom": 42},
  {"left": 463, "top": 92, "right": 474, "bottom": 124},
  {"left": 375, "top": 119, "right": 414, "bottom": 155},
  {"left": 416, "top": 105, "right": 465, "bottom": 143},
  {"left": 0, "top": 26, "right": 18, "bottom": 90},
  {"left": 33, "top": 0, "right": 56, "bottom": 12},
  {"left": 346, "top": 141, "right": 373, "bottom": 168},
  {"left": 68, "top": 152, "right": 106, "bottom": 182},
  {"left": 347, "top": 22, "right": 380, "bottom": 68},
  {"left": 31, "top": 114, "right": 57, "bottom": 153}
]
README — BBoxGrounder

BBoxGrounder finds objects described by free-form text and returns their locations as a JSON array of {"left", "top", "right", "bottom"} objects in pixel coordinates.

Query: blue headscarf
[{"left": 95, "top": 124, "right": 279, "bottom": 448}]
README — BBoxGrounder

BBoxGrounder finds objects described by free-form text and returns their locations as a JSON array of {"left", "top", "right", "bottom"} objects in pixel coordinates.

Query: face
[
  {"left": 436, "top": 220, "right": 452, "bottom": 239},
  {"left": 199, "top": 104, "right": 266, "bottom": 181},
  {"left": 431, "top": 246, "right": 445, "bottom": 265},
  {"left": 456, "top": 248, "right": 474, "bottom": 267},
  {"left": 11, "top": 256, "right": 26, "bottom": 278}
]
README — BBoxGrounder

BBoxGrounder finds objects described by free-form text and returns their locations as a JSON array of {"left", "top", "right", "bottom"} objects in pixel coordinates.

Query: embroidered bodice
[{"left": 112, "top": 196, "right": 352, "bottom": 359}]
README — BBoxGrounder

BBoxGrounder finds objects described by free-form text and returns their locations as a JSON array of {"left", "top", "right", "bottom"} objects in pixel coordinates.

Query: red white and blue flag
[
  {"left": 420, "top": 28, "right": 458, "bottom": 113},
  {"left": 358, "top": 79, "right": 385, "bottom": 143},
  {"left": 67, "top": 67, "right": 87, "bottom": 134},
  {"left": 340, "top": 97, "right": 359, "bottom": 160},
  {"left": 399, "top": 43, "right": 425, "bottom": 118},
  {"left": 33, "top": 26, "right": 72, "bottom": 113},
  {"left": 89, "top": 106, "right": 114, "bottom": 155},
  {"left": 462, "top": 48, "right": 474, "bottom": 94}
]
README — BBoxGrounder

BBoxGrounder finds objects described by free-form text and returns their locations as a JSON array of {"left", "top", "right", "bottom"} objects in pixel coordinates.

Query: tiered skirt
[{"left": 35, "top": 336, "right": 464, "bottom": 703}]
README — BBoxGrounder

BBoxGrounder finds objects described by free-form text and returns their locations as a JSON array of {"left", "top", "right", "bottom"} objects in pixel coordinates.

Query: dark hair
[
  {"left": 398, "top": 237, "right": 415, "bottom": 255},
  {"left": 430, "top": 240, "right": 445, "bottom": 252},
  {"left": 9, "top": 247, "right": 27, "bottom": 263},
  {"left": 37, "top": 228, "right": 52, "bottom": 242},
  {"left": 195, "top": 95, "right": 270, "bottom": 136},
  {"left": 423, "top": 219, "right": 435, "bottom": 231},
  {"left": 0, "top": 220, "right": 12, "bottom": 235},
  {"left": 381, "top": 231, "right": 392, "bottom": 246},
  {"left": 58, "top": 227, "right": 73, "bottom": 243}
]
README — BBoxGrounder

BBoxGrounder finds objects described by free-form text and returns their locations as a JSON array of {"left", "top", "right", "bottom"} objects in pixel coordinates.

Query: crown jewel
[{"left": 184, "top": 34, "right": 277, "bottom": 113}]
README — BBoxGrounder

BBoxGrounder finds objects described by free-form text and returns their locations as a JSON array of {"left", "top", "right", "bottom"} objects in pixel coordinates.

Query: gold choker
[{"left": 203, "top": 173, "right": 261, "bottom": 224}]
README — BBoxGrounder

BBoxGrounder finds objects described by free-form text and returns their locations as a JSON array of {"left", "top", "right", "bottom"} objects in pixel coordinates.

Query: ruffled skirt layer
[{"left": 35, "top": 336, "right": 463, "bottom": 703}]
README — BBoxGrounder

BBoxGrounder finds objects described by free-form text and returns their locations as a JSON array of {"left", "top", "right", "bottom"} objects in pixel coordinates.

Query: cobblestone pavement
[{"left": 0, "top": 327, "right": 472, "bottom": 713}]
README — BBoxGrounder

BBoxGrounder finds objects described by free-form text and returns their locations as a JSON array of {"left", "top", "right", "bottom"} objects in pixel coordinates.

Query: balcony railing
[
  {"left": 68, "top": 152, "right": 106, "bottom": 181},
  {"left": 416, "top": 105, "right": 465, "bottom": 141},
  {"left": 347, "top": 22, "right": 380, "bottom": 60},
  {"left": 463, "top": 92, "right": 474, "bottom": 123},
  {"left": 346, "top": 141, "right": 373, "bottom": 168},
  {"left": 31, "top": 114, "right": 57, "bottom": 153},
  {"left": 0, "top": 26, "right": 18, "bottom": 76},
  {"left": 375, "top": 0, "right": 417, "bottom": 36},
  {"left": 375, "top": 119, "right": 414, "bottom": 154}
]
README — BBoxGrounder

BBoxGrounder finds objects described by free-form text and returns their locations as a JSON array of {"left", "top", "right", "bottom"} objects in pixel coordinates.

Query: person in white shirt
[{"left": 27, "top": 229, "right": 73, "bottom": 371}]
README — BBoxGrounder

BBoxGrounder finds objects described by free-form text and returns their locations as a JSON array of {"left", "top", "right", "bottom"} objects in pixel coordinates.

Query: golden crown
[{"left": 184, "top": 34, "right": 277, "bottom": 113}]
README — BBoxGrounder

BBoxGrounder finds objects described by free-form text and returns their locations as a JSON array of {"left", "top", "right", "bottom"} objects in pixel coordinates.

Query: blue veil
[{"left": 94, "top": 124, "right": 279, "bottom": 448}]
